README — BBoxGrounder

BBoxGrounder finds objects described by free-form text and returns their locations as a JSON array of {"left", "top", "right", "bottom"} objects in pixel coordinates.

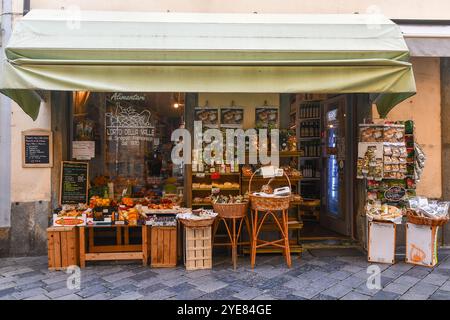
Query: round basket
[
  {"left": 178, "top": 217, "right": 216, "bottom": 228},
  {"left": 212, "top": 202, "right": 249, "bottom": 219},
  {"left": 248, "top": 168, "right": 291, "bottom": 211},
  {"left": 406, "top": 209, "right": 449, "bottom": 227}
]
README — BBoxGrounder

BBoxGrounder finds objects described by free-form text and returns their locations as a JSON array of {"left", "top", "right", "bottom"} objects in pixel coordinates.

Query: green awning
[{"left": 1, "top": 10, "right": 416, "bottom": 120}]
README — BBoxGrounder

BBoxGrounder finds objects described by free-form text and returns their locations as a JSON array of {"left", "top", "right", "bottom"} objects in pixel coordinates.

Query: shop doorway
[{"left": 296, "top": 94, "right": 357, "bottom": 242}]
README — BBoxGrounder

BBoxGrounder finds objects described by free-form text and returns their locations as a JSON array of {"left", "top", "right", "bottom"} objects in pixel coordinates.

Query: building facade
[{"left": 0, "top": 0, "right": 449, "bottom": 256}]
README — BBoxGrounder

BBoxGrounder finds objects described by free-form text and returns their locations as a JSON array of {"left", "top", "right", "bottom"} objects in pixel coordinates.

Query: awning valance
[{"left": 1, "top": 10, "right": 416, "bottom": 120}]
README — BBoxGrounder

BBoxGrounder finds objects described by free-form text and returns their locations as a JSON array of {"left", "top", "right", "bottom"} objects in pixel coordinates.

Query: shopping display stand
[
  {"left": 405, "top": 210, "right": 448, "bottom": 267},
  {"left": 212, "top": 202, "right": 251, "bottom": 270},
  {"left": 78, "top": 225, "right": 150, "bottom": 268},
  {"left": 248, "top": 170, "right": 292, "bottom": 268}
]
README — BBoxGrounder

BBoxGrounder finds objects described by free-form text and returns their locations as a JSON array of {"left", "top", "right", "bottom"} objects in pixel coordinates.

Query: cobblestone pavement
[{"left": 2, "top": 250, "right": 450, "bottom": 300}]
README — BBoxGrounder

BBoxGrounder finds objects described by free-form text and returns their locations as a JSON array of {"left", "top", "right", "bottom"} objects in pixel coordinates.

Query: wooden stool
[
  {"left": 250, "top": 208, "right": 291, "bottom": 268},
  {"left": 212, "top": 214, "right": 251, "bottom": 270}
]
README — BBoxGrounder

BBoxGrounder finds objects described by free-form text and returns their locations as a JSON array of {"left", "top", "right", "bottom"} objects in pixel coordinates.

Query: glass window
[{"left": 71, "top": 92, "right": 185, "bottom": 201}]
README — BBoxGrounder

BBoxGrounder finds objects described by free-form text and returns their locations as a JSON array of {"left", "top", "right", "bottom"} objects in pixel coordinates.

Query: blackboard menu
[
  {"left": 24, "top": 135, "right": 50, "bottom": 164},
  {"left": 22, "top": 130, "right": 53, "bottom": 168},
  {"left": 60, "top": 161, "right": 89, "bottom": 205}
]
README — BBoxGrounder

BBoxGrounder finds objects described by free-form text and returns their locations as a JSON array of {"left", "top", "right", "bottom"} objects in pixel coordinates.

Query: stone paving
[{"left": 1, "top": 250, "right": 450, "bottom": 300}]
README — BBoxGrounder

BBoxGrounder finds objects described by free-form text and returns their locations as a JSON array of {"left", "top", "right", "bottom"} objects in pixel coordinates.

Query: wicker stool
[
  {"left": 249, "top": 207, "right": 291, "bottom": 268},
  {"left": 212, "top": 203, "right": 251, "bottom": 270},
  {"left": 248, "top": 169, "right": 292, "bottom": 268}
]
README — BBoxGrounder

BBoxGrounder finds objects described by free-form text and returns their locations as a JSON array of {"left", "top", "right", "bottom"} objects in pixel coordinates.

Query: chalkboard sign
[
  {"left": 60, "top": 161, "right": 89, "bottom": 205},
  {"left": 22, "top": 129, "right": 53, "bottom": 168}
]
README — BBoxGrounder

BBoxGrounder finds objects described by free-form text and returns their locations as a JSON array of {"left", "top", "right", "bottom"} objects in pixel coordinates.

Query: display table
[{"left": 78, "top": 225, "right": 150, "bottom": 267}]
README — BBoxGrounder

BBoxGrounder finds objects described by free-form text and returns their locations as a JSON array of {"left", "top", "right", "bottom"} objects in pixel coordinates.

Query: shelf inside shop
[
  {"left": 193, "top": 172, "right": 241, "bottom": 176},
  {"left": 191, "top": 203, "right": 213, "bottom": 207},
  {"left": 300, "top": 177, "right": 321, "bottom": 181},
  {"left": 299, "top": 156, "right": 321, "bottom": 160},
  {"left": 259, "top": 219, "right": 303, "bottom": 231},
  {"left": 299, "top": 117, "right": 321, "bottom": 122},
  {"left": 244, "top": 151, "right": 303, "bottom": 158},
  {"left": 241, "top": 176, "right": 301, "bottom": 182},
  {"left": 192, "top": 188, "right": 241, "bottom": 191},
  {"left": 299, "top": 137, "right": 321, "bottom": 141}
]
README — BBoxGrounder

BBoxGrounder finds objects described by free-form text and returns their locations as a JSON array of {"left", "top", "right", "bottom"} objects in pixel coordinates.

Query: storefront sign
[
  {"left": 384, "top": 186, "right": 407, "bottom": 202},
  {"left": 22, "top": 129, "right": 53, "bottom": 168},
  {"left": 60, "top": 161, "right": 89, "bottom": 205},
  {"left": 105, "top": 93, "right": 155, "bottom": 147}
]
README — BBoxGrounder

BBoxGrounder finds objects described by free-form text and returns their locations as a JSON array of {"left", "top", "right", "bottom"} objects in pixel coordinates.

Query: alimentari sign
[{"left": 105, "top": 93, "right": 155, "bottom": 146}]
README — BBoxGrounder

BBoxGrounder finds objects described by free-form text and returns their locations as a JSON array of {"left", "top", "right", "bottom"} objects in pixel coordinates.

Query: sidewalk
[{"left": 1, "top": 250, "right": 450, "bottom": 300}]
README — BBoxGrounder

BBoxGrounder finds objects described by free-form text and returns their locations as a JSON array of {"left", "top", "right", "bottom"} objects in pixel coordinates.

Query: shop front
[{"left": 0, "top": 10, "right": 418, "bottom": 266}]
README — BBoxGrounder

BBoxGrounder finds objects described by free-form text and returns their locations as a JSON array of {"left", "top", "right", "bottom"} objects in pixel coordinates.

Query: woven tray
[
  {"left": 406, "top": 209, "right": 449, "bottom": 227},
  {"left": 212, "top": 202, "right": 249, "bottom": 219},
  {"left": 178, "top": 217, "right": 216, "bottom": 228},
  {"left": 248, "top": 168, "right": 291, "bottom": 211}
]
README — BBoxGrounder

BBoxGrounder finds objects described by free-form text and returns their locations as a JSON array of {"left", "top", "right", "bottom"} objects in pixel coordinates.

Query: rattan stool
[
  {"left": 249, "top": 208, "right": 291, "bottom": 268},
  {"left": 247, "top": 168, "right": 292, "bottom": 268},
  {"left": 212, "top": 202, "right": 251, "bottom": 270}
]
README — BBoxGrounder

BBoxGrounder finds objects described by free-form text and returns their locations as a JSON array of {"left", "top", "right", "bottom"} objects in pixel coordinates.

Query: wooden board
[
  {"left": 406, "top": 223, "right": 438, "bottom": 267},
  {"left": 151, "top": 226, "right": 177, "bottom": 267},
  {"left": 22, "top": 129, "right": 53, "bottom": 168},
  {"left": 368, "top": 221, "right": 396, "bottom": 264},
  {"left": 47, "top": 226, "right": 79, "bottom": 270}
]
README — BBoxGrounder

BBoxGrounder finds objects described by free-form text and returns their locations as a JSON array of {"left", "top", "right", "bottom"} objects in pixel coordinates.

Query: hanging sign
[
  {"left": 384, "top": 186, "right": 407, "bottom": 202},
  {"left": 22, "top": 129, "right": 53, "bottom": 168}
]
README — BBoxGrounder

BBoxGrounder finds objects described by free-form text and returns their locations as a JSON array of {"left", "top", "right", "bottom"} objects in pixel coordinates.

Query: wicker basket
[
  {"left": 406, "top": 209, "right": 449, "bottom": 227},
  {"left": 212, "top": 202, "right": 249, "bottom": 219},
  {"left": 178, "top": 217, "right": 216, "bottom": 228},
  {"left": 248, "top": 168, "right": 291, "bottom": 211}
]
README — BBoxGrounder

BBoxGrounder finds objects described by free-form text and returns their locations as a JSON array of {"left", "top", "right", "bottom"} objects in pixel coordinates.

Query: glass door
[{"left": 320, "top": 95, "right": 351, "bottom": 236}]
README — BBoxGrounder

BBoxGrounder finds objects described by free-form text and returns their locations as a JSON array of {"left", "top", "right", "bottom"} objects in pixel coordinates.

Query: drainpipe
[{"left": 0, "top": 0, "right": 13, "bottom": 228}]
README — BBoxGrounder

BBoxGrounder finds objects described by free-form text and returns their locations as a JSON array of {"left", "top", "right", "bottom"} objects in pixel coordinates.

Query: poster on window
[
  {"left": 255, "top": 107, "right": 278, "bottom": 129},
  {"left": 105, "top": 92, "right": 155, "bottom": 147},
  {"left": 195, "top": 108, "right": 219, "bottom": 128},
  {"left": 220, "top": 108, "right": 244, "bottom": 128}
]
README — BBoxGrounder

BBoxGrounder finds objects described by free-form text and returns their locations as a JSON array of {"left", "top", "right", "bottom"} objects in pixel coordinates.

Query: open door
[{"left": 320, "top": 95, "right": 352, "bottom": 236}]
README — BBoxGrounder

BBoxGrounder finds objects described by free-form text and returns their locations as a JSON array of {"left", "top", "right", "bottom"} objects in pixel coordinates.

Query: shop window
[{"left": 71, "top": 92, "right": 185, "bottom": 201}]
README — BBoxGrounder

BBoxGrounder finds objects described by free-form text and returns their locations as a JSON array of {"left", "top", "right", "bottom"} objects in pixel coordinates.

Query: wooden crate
[
  {"left": 47, "top": 226, "right": 79, "bottom": 270},
  {"left": 151, "top": 226, "right": 177, "bottom": 267},
  {"left": 184, "top": 226, "right": 212, "bottom": 271}
]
